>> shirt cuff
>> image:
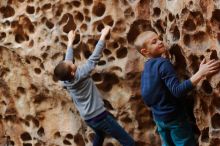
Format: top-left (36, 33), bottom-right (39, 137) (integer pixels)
top-left (185, 79), bottom-right (194, 90)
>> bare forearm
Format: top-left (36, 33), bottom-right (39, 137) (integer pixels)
top-left (190, 72), bottom-right (203, 86)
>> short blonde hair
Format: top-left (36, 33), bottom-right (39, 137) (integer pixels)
top-left (134, 31), bottom-right (156, 54)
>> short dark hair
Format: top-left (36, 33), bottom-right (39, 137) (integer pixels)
top-left (54, 61), bottom-right (72, 81)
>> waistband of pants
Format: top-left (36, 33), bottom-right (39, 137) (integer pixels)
top-left (85, 111), bottom-right (108, 123)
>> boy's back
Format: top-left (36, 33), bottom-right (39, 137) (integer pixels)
top-left (62, 41), bottom-right (106, 121)
top-left (141, 57), bottom-right (193, 122)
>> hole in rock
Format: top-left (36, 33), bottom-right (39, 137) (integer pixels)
top-left (42, 3), bottom-right (51, 11)
top-left (124, 7), bottom-right (134, 18)
top-left (201, 80), bottom-right (213, 94)
top-left (103, 15), bottom-right (114, 26)
top-left (189, 54), bottom-right (200, 74)
top-left (17, 87), bottom-right (26, 94)
top-left (15, 34), bottom-right (27, 43)
top-left (103, 49), bottom-right (111, 56)
top-left (169, 13), bottom-right (174, 22)
top-left (63, 139), bottom-right (71, 145)
top-left (200, 99), bottom-right (208, 115)
top-left (54, 131), bottom-right (61, 138)
top-left (80, 23), bottom-right (87, 32)
top-left (59, 13), bottom-right (68, 25)
top-left (55, 4), bottom-right (63, 17)
top-left (98, 60), bottom-right (106, 66)
top-left (83, 50), bottom-right (91, 59)
top-left (83, 8), bottom-right (89, 15)
top-left (183, 19), bottom-right (196, 31)
top-left (92, 73), bottom-right (102, 82)
top-left (33, 93), bottom-right (48, 104)
top-left (41, 53), bottom-right (48, 60)
top-left (201, 127), bottom-right (209, 142)
top-left (184, 32), bottom-right (210, 50)
top-left (83, 0), bottom-right (93, 6)
top-left (74, 133), bottom-right (85, 146)
top-left (63, 14), bottom-right (76, 33)
top-left (211, 113), bottom-right (220, 129)
top-left (172, 26), bottom-right (180, 41)
top-left (108, 56), bottom-right (115, 62)
top-left (120, 115), bottom-right (132, 123)
top-left (97, 73), bottom-right (119, 92)
top-left (71, 1), bottom-right (81, 7)
top-left (46, 20), bottom-right (54, 29)
top-left (103, 99), bottom-right (114, 110)
top-left (52, 52), bottom-right (61, 60)
top-left (37, 127), bottom-right (45, 137)
top-left (169, 44), bottom-right (186, 69)
top-left (20, 132), bottom-right (32, 141)
top-left (212, 97), bottom-right (220, 110)
top-left (183, 34), bottom-right (190, 47)
top-left (210, 50), bottom-right (219, 60)
top-left (66, 133), bottom-right (73, 139)
top-left (75, 12), bottom-right (84, 22)
top-left (23, 143), bottom-right (32, 146)
top-left (212, 9), bottom-right (220, 23)
top-left (116, 47), bottom-right (128, 59)
top-left (153, 7), bottom-right (161, 17)
top-left (85, 16), bottom-right (91, 22)
top-left (30, 84), bottom-right (38, 92)
top-left (32, 118), bottom-right (40, 127)
top-left (97, 23), bottom-right (104, 32)
top-left (73, 33), bottom-right (80, 45)
top-left (0, 32), bottom-right (6, 41)
top-left (34, 68), bottom-right (41, 74)
top-left (0, 6), bottom-right (15, 18)
top-left (26, 6), bottom-right (35, 14)
top-left (155, 20), bottom-right (165, 33)
top-left (92, 2), bottom-right (105, 17)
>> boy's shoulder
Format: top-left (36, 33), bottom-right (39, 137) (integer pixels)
top-left (147, 57), bottom-right (170, 64)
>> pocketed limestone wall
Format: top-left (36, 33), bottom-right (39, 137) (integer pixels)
top-left (0, 0), bottom-right (219, 146)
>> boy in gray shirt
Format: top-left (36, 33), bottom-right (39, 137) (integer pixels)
top-left (54, 26), bottom-right (135, 146)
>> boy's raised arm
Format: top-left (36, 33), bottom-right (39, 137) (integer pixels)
top-left (87, 26), bottom-right (111, 64)
top-left (159, 59), bottom-right (220, 98)
top-left (77, 26), bottom-right (111, 79)
top-left (64, 30), bottom-right (75, 61)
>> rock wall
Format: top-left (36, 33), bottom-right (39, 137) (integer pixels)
top-left (0, 0), bottom-right (219, 146)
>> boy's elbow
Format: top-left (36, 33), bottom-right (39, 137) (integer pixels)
top-left (171, 88), bottom-right (185, 98)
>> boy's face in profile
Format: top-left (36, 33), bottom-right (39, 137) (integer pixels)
top-left (141, 32), bottom-right (166, 58)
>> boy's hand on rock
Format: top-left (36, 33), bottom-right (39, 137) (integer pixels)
top-left (68, 30), bottom-right (76, 44)
top-left (100, 26), bottom-right (111, 40)
top-left (198, 59), bottom-right (220, 77)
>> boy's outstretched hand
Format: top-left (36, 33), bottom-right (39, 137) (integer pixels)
top-left (100, 26), bottom-right (111, 41)
top-left (190, 59), bottom-right (220, 86)
top-left (198, 59), bottom-right (220, 77)
top-left (67, 30), bottom-right (76, 47)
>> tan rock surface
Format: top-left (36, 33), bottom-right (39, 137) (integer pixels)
top-left (0, 0), bottom-right (219, 146)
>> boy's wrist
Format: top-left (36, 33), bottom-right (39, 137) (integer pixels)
top-left (99, 35), bottom-right (106, 41)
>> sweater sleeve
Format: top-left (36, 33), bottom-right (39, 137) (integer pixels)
top-left (64, 47), bottom-right (74, 61)
top-left (159, 60), bottom-right (193, 98)
top-left (76, 40), bottom-right (105, 79)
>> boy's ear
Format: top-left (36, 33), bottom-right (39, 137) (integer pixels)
top-left (71, 71), bottom-right (75, 76)
top-left (140, 48), bottom-right (149, 55)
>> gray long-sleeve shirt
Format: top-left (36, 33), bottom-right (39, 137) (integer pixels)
top-left (62, 41), bottom-right (106, 120)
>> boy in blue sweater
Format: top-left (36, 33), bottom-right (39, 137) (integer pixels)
top-left (134, 31), bottom-right (220, 146)
top-left (54, 26), bottom-right (135, 146)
